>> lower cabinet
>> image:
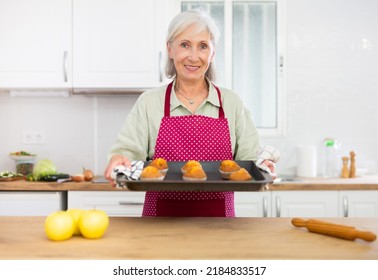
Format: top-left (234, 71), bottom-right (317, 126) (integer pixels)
top-left (339, 191), bottom-right (378, 217)
top-left (68, 191), bottom-right (270, 217)
top-left (2, 190), bottom-right (378, 217)
top-left (234, 192), bottom-right (271, 217)
top-left (0, 191), bottom-right (65, 216)
top-left (271, 191), bottom-right (339, 217)
top-left (45, 190), bottom-right (378, 218)
top-left (270, 190), bottom-right (378, 218)
top-left (68, 191), bottom-right (146, 217)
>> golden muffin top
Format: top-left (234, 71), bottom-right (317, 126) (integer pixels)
top-left (141, 166), bottom-right (163, 178)
top-left (149, 158), bottom-right (168, 170)
top-left (183, 166), bottom-right (207, 179)
top-left (219, 160), bottom-right (241, 172)
top-left (181, 160), bottom-right (202, 173)
top-left (229, 168), bottom-right (252, 181)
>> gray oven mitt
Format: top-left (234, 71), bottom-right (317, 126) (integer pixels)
top-left (256, 146), bottom-right (280, 177)
top-left (110, 160), bottom-right (144, 189)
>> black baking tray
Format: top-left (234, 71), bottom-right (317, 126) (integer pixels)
top-left (119, 161), bottom-right (272, 192)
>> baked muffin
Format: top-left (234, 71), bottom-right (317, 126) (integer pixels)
top-left (219, 160), bottom-right (241, 179)
top-left (181, 160), bottom-right (202, 173)
top-left (140, 166), bottom-right (164, 181)
top-left (229, 168), bottom-right (252, 181)
top-left (182, 166), bottom-right (207, 181)
top-left (149, 158), bottom-right (168, 175)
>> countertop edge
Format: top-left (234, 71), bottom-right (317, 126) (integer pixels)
top-left (1, 175), bottom-right (378, 191)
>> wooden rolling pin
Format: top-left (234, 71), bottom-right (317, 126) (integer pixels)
top-left (292, 218), bottom-right (376, 242)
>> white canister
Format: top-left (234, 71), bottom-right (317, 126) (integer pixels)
top-left (296, 146), bottom-right (317, 177)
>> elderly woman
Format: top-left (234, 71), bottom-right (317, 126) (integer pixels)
top-left (104, 9), bottom-right (276, 217)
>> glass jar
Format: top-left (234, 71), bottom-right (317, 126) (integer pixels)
top-left (9, 154), bottom-right (37, 176)
top-left (15, 159), bottom-right (35, 176)
top-left (322, 138), bottom-right (341, 178)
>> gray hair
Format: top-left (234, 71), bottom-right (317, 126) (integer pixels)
top-left (165, 9), bottom-right (220, 81)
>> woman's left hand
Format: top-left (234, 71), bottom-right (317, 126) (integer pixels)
top-left (260, 159), bottom-right (277, 179)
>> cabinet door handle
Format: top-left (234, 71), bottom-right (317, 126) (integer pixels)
top-left (279, 55), bottom-right (284, 76)
top-left (119, 201), bottom-right (144, 206)
top-left (263, 196), bottom-right (268, 217)
top-left (63, 51), bottom-right (68, 82)
top-left (158, 51), bottom-right (163, 82)
top-left (276, 196), bottom-right (281, 217)
top-left (343, 196), bottom-right (349, 217)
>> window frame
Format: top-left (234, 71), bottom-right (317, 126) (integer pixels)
top-left (172, 0), bottom-right (286, 137)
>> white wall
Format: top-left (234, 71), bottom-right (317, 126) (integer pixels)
top-left (1, 0), bottom-right (377, 176)
top-left (264, 0), bottom-right (378, 175)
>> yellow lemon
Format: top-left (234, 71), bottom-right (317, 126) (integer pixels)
top-left (66, 208), bottom-right (85, 236)
top-left (79, 209), bottom-right (109, 239)
top-left (45, 211), bottom-right (75, 241)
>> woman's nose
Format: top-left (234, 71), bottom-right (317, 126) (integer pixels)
top-left (187, 49), bottom-right (199, 62)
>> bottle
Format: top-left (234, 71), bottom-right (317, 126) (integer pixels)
top-left (322, 138), bottom-right (341, 178)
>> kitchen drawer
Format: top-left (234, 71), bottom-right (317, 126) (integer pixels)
top-left (0, 191), bottom-right (65, 216)
top-left (68, 191), bottom-right (145, 217)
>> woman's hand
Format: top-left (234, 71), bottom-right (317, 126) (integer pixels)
top-left (260, 159), bottom-right (277, 180)
top-left (104, 154), bottom-right (132, 186)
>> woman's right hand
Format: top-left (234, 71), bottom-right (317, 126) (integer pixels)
top-left (104, 154), bottom-right (132, 186)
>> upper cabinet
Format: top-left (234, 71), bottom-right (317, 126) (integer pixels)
top-left (72, 0), bottom-right (170, 91)
top-left (0, 0), bottom-right (173, 91)
top-left (0, 0), bottom-right (72, 89)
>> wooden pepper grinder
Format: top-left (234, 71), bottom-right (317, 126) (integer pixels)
top-left (349, 151), bottom-right (356, 178)
top-left (341, 156), bottom-right (349, 178)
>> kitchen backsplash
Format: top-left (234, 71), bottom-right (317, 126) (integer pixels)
top-left (1, 0), bottom-right (377, 176)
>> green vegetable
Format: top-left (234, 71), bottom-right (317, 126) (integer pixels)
top-left (39, 173), bottom-right (70, 182)
top-left (26, 174), bottom-right (37, 181)
top-left (33, 159), bottom-right (57, 178)
top-left (0, 171), bottom-right (23, 178)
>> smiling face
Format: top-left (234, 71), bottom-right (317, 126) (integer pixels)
top-left (167, 24), bottom-right (215, 83)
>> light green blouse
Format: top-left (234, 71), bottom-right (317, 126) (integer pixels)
top-left (108, 80), bottom-right (261, 161)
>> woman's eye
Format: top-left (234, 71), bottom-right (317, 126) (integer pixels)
top-left (180, 42), bottom-right (189, 48)
top-left (200, 43), bottom-right (208, 49)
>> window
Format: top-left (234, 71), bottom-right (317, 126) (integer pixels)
top-left (181, 0), bottom-right (285, 136)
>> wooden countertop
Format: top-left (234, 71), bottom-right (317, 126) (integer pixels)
top-left (0, 217), bottom-right (377, 260)
top-left (1, 175), bottom-right (378, 191)
top-left (271, 175), bottom-right (378, 191)
top-left (0, 177), bottom-right (116, 191)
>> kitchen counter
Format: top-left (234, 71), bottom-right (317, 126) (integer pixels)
top-left (0, 177), bottom-right (116, 191)
top-left (271, 175), bottom-right (378, 190)
top-left (0, 217), bottom-right (377, 260)
top-left (1, 175), bottom-right (378, 191)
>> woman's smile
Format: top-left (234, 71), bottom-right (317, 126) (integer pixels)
top-left (185, 64), bottom-right (201, 72)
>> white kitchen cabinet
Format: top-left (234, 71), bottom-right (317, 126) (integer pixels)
top-left (271, 191), bottom-right (339, 217)
top-left (72, 0), bottom-right (169, 90)
top-left (0, 0), bottom-right (72, 89)
top-left (234, 192), bottom-right (271, 217)
top-left (0, 191), bottom-right (65, 216)
top-left (68, 191), bottom-right (146, 217)
top-left (70, 191), bottom-right (271, 217)
top-left (339, 191), bottom-right (378, 217)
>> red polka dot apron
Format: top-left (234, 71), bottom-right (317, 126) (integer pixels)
top-left (142, 82), bottom-right (235, 217)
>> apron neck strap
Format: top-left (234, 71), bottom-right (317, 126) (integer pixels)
top-left (164, 81), bottom-right (225, 118)
top-left (213, 84), bottom-right (225, 118)
top-left (164, 82), bottom-right (173, 117)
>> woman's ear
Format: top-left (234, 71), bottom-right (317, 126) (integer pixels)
top-left (167, 42), bottom-right (173, 59)
top-left (210, 47), bottom-right (216, 63)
